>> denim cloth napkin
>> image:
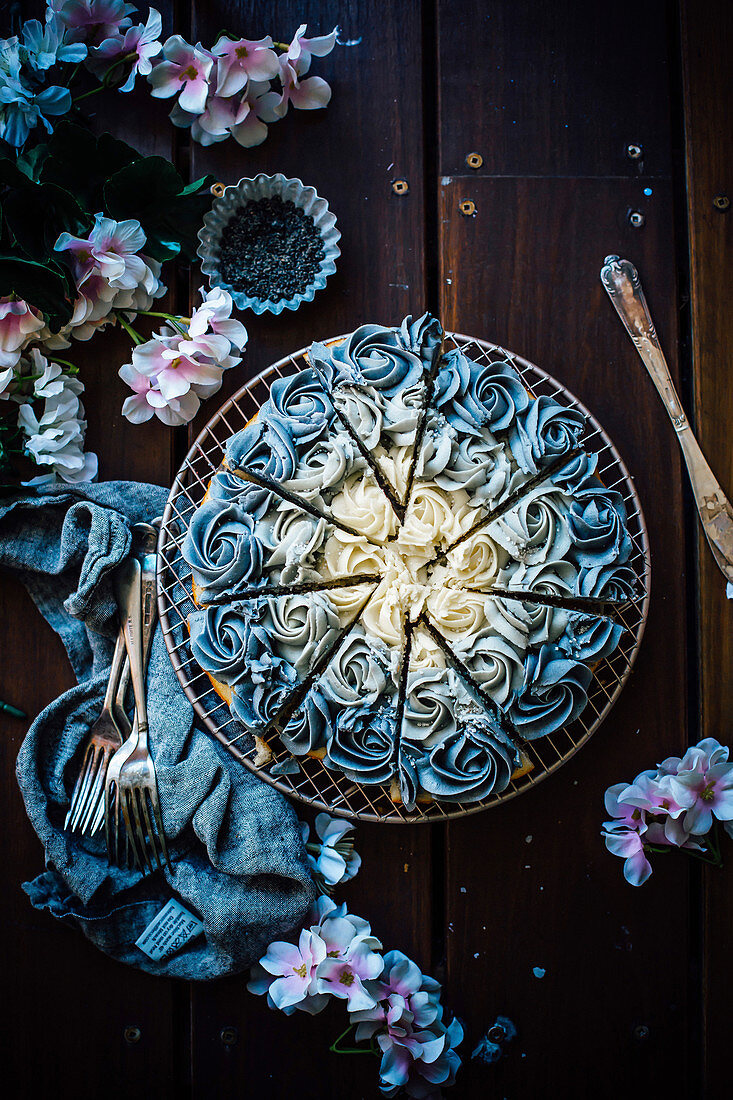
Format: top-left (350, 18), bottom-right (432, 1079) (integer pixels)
top-left (0, 481), bottom-right (315, 979)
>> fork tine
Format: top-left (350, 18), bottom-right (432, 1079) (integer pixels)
top-left (148, 789), bottom-right (172, 874)
top-left (66, 744), bottom-right (96, 831)
top-left (119, 789), bottom-right (144, 871)
top-left (125, 789), bottom-right (153, 875)
top-left (75, 749), bottom-right (107, 834)
top-left (89, 793), bottom-right (105, 837)
top-left (139, 789), bottom-right (163, 873)
top-left (78, 771), bottom-right (104, 835)
top-left (105, 779), bottom-right (117, 864)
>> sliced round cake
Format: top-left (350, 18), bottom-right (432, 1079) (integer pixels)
top-left (182, 313), bottom-right (635, 808)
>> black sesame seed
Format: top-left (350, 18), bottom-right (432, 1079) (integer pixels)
top-left (218, 195), bottom-right (326, 303)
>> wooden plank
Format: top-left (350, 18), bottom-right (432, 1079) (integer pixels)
top-left (188, 0), bottom-right (428, 433)
top-left (2, 3), bottom-right (185, 1092)
top-left (681, 1), bottom-right (733, 1093)
top-left (438, 177), bottom-right (691, 1097)
top-left (186, 3), bottom-right (433, 1095)
top-left (437, 0), bottom-right (673, 178)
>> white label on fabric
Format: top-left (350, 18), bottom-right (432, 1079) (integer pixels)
top-left (135, 899), bottom-right (204, 961)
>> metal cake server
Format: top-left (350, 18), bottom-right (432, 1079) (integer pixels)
top-left (600, 255), bottom-right (733, 585)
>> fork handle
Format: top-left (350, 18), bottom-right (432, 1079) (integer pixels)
top-left (114, 556), bottom-right (148, 737)
top-left (103, 628), bottom-right (128, 713)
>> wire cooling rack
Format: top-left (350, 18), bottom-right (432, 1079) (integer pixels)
top-left (157, 332), bottom-right (651, 824)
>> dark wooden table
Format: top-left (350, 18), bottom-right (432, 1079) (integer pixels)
top-left (2, 1), bottom-right (731, 1096)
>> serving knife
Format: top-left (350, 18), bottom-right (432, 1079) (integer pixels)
top-left (600, 254), bottom-right (733, 585)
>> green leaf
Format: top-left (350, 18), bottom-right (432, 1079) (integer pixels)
top-left (104, 157), bottom-right (214, 262)
top-left (16, 144), bottom-right (49, 182)
top-left (0, 158), bottom-right (28, 190)
top-left (41, 121), bottom-right (140, 211)
top-left (4, 181), bottom-right (91, 262)
top-left (0, 255), bottom-right (74, 330)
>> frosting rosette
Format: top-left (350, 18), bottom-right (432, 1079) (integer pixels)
top-left (320, 628), bottom-right (395, 709)
top-left (435, 349), bottom-right (529, 435)
top-left (568, 487), bottom-right (631, 567)
top-left (489, 482), bottom-right (572, 567)
top-left (416, 716), bottom-right (519, 803)
top-left (326, 705), bottom-right (398, 784)
top-left (310, 319), bottom-right (427, 399)
top-left (264, 593), bottom-right (341, 679)
top-left (402, 668), bottom-right (460, 748)
top-left (455, 633), bottom-right (524, 708)
top-left (557, 612), bottom-right (623, 662)
top-left (576, 562), bottom-right (637, 602)
top-left (226, 415), bottom-right (297, 482)
top-left (280, 688), bottom-right (333, 757)
top-left (509, 644), bottom-right (592, 739)
top-left (189, 604), bottom-right (254, 685)
top-left (184, 311), bottom-right (637, 810)
top-left (263, 368), bottom-right (334, 445)
top-left (207, 466), bottom-right (274, 518)
top-left (182, 499), bottom-right (264, 601)
top-left (508, 395), bottom-right (585, 474)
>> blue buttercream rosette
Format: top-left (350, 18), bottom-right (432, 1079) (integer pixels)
top-left (509, 643), bottom-right (593, 739)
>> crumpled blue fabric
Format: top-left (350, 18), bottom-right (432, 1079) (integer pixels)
top-left (0, 481), bottom-right (315, 980)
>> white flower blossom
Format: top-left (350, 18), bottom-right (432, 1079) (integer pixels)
top-left (16, 352), bottom-right (97, 483)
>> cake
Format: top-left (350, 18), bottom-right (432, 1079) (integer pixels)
top-left (181, 313), bottom-right (635, 809)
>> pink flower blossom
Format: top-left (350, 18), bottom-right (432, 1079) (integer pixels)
top-left (131, 333), bottom-right (222, 401)
top-left (148, 34), bottom-right (213, 114)
top-left (286, 24), bottom-right (340, 71)
top-left (87, 7), bottom-right (162, 91)
top-left (618, 770), bottom-right (695, 847)
top-left (668, 738), bottom-right (733, 835)
top-left (257, 57), bottom-right (330, 121)
top-left (51, 0), bottom-right (135, 46)
top-left (118, 361), bottom-right (156, 423)
top-left (119, 288), bottom-right (245, 426)
top-left (170, 75), bottom-right (270, 147)
top-left (55, 214), bottom-right (149, 291)
top-left (257, 24), bottom-right (337, 122)
top-left (210, 34), bottom-right (279, 96)
top-left (316, 937), bottom-right (384, 1011)
top-left (254, 928), bottom-right (327, 1012)
top-left (0, 297), bottom-right (44, 368)
top-left (601, 782), bottom-right (652, 886)
top-left (189, 286), bottom-right (248, 350)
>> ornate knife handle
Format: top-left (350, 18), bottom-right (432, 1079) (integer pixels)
top-left (600, 255), bottom-right (733, 584)
top-left (600, 255), bottom-right (687, 429)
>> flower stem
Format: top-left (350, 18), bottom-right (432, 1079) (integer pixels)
top-left (73, 84), bottom-right (106, 103)
top-left (65, 61), bottom-right (82, 87)
top-left (136, 310), bottom-right (192, 324)
top-left (73, 52), bottom-right (136, 101)
top-left (49, 357), bottom-right (79, 373)
top-left (117, 314), bottom-right (145, 346)
top-left (329, 1024), bottom-right (375, 1056)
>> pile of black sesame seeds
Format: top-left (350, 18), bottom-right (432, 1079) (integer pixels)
top-left (218, 196), bottom-right (326, 303)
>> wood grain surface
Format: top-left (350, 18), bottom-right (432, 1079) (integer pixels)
top-left (681, 0), bottom-right (733, 1093)
top-left (1, 1), bottom-right (729, 1096)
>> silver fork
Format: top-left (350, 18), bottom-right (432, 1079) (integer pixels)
top-left (106, 524), bottom-right (171, 873)
top-left (85, 655), bottom-right (133, 838)
top-left (64, 629), bottom-right (126, 835)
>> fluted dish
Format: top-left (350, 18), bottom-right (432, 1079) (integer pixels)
top-left (197, 174), bottom-right (341, 315)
